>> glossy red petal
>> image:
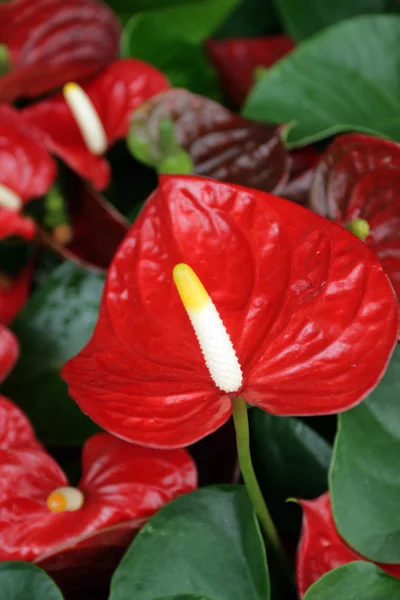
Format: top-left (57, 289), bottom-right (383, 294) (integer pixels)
top-left (206, 36), bottom-right (295, 107)
top-left (0, 396), bottom-right (41, 451)
top-left (310, 134), bottom-right (400, 307)
top-left (39, 174), bottom-right (129, 271)
top-left (62, 175), bottom-right (398, 448)
top-left (297, 493), bottom-right (400, 597)
top-left (0, 105), bottom-right (57, 202)
top-left (132, 88), bottom-right (289, 193)
top-left (0, 324), bottom-right (18, 382)
top-left (0, 265), bottom-right (33, 325)
top-left (23, 59), bottom-right (170, 189)
top-left (0, 211), bottom-right (37, 242)
top-left (0, 432), bottom-right (196, 563)
top-left (0, 0), bottom-right (121, 102)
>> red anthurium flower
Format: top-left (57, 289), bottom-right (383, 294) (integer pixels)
top-left (0, 428), bottom-right (197, 563)
top-left (0, 0), bottom-right (121, 103)
top-left (0, 265), bottom-right (33, 325)
top-left (0, 395), bottom-right (41, 451)
top-left (297, 493), bottom-right (400, 597)
top-left (0, 104), bottom-right (57, 241)
top-left (0, 325), bottom-right (18, 383)
top-left (206, 36), bottom-right (295, 107)
top-left (62, 175), bottom-right (398, 449)
top-left (23, 59), bottom-right (170, 190)
top-left (310, 134), bottom-right (400, 306)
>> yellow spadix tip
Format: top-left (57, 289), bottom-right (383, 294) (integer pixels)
top-left (173, 264), bottom-right (209, 311)
top-left (46, 487), bottom-right (85, 513)
top-left (47, 491), bottom-right (67, 513)
top-left (63, 82), bottom-right (79, 96)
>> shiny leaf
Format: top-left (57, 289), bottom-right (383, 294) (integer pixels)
top-left (3, 262), bottom-right (104, 445)
top-left (310, 134), bottom-right (400, 304)
top-left (0, 563), bottom-right (63, 600)
top-left (109, 486), bottom-right (269, 600)
top-left (330, 346), bottom-right (400, 563)
top-left (303, 562), bottom-right (400, 600)
top-left (129, 89), bottom-right (289, 192)
top-left (215, 0), bottom-right (280, 37)
top-left (244, 16), bottom-right (400, 147)
top-left (297, 493), bottom-right (400, 597)
top-left (62, 175), bottom-right (398, 449)
top-left (23, 59), bottom-right (169, 190)
top-left (0, 0), bottom-right (121, 102)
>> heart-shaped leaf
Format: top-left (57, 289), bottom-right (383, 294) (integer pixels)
top-left (3, 261), bottom-right (104, 446)
top-left (109, 486), bottom-right (270, 600)
top-left (129, 89), bottom-right (289, 192)
top-left (303, 562), bottom-right (400, 600)
top-left (244, 15), bottom-right (400, 147)
top-left (249, 408), bottom-right (331, 533)
top-left (0, 563), bottom-right (63, 600)
top-left (330, 346), bottom-right (400, 563)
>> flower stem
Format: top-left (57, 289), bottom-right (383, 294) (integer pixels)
top-left (231, 396), bottom-right (290, 575)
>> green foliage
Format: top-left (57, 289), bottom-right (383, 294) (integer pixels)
top-left (0, 563), bottom-right (64, 600)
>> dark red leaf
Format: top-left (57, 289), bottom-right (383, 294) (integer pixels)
top-left (0, 0), bottom-right (121, 102)
top-left (297, 493), bottom-right (400, 597)
top-left (206, 36), bottom-right (295, 107)
top-left (0, 395), bottom-right (41, 451)
top-left (62, 175), bottom-right (398, 448)
top-left (0, 430), bottom-right (197, 563)
top-left (281, 146), bottom-right (320, 205)
top-left (0, 264), bottom-right (33, 325)
top-left (131, 88), bottom-right (289, 193)
top-left (39, 174), bottom-right (129, 272)
top-left (0, 324), bottom-right (18, 383)
top-left (23, 59), bottom-right (170, 190)
top-left (310, 134), bottom-right (400, 306)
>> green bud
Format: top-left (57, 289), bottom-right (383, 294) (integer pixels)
top-left (346, 218), bottom-right (370, 241)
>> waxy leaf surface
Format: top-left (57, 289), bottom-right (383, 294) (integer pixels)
top-left (330, 346), bottom-right (400, 563)
top-left (0, 0), bottom-right (121, 102)
top-left (310, 134), bottom-right (400, 304)
top-left (62, 175), bottom-right (398, 448)
top-left (303, 562), bottom-right (400, 600)
top-left (23, 59), bottom-right (169, 190)
top-left (206, 36), bottom-right (295, 107)
top-left (244, 16), bottom-right (400, 147)
top-left (130, 89), bottom-right (289, 193)
top-left (297, 493), bottom-right (400, 596)
top-left (109, 486), bottom-right (269, 600)
top-left (0, 562), bottom-right (64, 600)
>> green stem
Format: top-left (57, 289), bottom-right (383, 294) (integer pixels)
top-left (231, 396), bottom-right (291, 576)
top-left (0, 44), bottom-right (9, 76)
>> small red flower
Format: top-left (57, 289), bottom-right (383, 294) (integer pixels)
top-left (0, 395), bottom-right (41, 451)
top-left (23, 59), bottom-right (170, 190)
top-left (0, 0), bottom-right (121, 102)
top-left (0, 104), bottom-right (57, 241)
top-left (206, 36), bottom-right (295, 107)
top-left (0, 325), bottom-right (18, 383)
top-left (297, 493), bottom-right (400, 597)
top-left (0, 265), bottom-right (33, 325)
top-left (310, 134), bottom-right (400, 306)
top-left (62, 175), bottom-right (398, 448)
top-left (0, 417), bottom-right (197, 564)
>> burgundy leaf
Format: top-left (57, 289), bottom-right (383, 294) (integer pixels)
top-left (281, 146), bottom-right (320, 205)
top-left (131, 88), bottom-right (289, 193)
top-left (0, 0), bottom-right (121, 102)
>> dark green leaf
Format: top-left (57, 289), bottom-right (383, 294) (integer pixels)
top-left (2, 262), bottom-right (103, 446)
top-left (122, 13), bottom-right (222, 99)
top-left (250, 408), bottom-right (331, 532)
top-left (330, 346), bottom-right (400, 563)
top-left (243, 15), bottom-right (400, 148)
top-left (303, 562), bottom-right (400, 600)
top-left (109, 486), bottom-right (270, 600)
top-left (215, 0), bottom-right (280, 37)
top-left (274, 0), bottom-right (399, 41)
top-left (0, 563), bottom-right (64, 600)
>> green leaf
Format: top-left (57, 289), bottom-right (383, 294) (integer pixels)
top-left (2, 262), bottom-right (103, 446)
top-left (250, 409), bottom-right (331, 532)
top-left (330, 346), bottom-right (400, 563)
top-left (303, 562), bottom-right (400, 600)
top-left (122, 13), bottom-right (222, 99)
top-left (243, 15), bottom-right (400, 148)
top-left (0, 563), bottom-right (64, 600)
top-left (215, 0), bottom-right (280, 38)
top-left (274, 0), bottom-right (399, 41)
top-left (109, 486), bottom-right (270, 600)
